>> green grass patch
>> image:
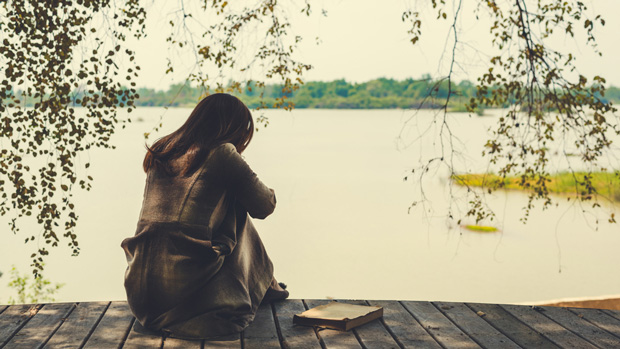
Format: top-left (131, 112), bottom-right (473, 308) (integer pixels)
top-left (463, 225), bottom-right (499, 233)
top-left (453, 172), bottom-right (620, 202)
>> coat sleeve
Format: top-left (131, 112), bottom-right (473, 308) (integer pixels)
top-left (217, 143), bottom-right (276, 219)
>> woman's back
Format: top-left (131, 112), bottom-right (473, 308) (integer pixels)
top-left (122, 142), bottom-right (277, 338)
top-left (139, 143), bottom-right (231, 229)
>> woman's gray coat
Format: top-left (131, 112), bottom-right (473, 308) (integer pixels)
top-left (122, 143), bottom-right (276, 338)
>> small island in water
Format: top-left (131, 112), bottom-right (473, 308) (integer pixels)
top-left (453, 172), bottom-right (620, 203)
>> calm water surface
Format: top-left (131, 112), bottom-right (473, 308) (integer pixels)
top-left (1, 108), bottom-right (618, 304)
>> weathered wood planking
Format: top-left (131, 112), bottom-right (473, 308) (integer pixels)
top-left (43, 301), bottom-right (109, 349)
top-left (242, 302), bottom-right (280, 348)
top-left (539, 306), bottom-right (620, 348)
top-left (566, 307), bottom-right (620, 339)
top-left (0, 304), bottom-right (42, 347)
top-left (603, 309), bottom-right (620, 322)
top-left (82, 301), bottom-right (135, 348)
top-left (401, 301), bottom-right (479, 348)
top-left (368, 300), bottom-right (441, 349)
top-left (3, 300), bottom-right (620, 348)
top-left (272, 299), bottom-right (322, 349)
top-left (501, 304), bottom-right (597, 348)
top-left (466, 302), bottom-right (559, 348)
top-left (434, 301), bottom-right (520, 348)
top-left (3, 303), bottom-right (75, 349)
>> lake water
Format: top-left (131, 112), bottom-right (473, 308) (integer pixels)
top-left (1, 108), bottom-right (619, 305)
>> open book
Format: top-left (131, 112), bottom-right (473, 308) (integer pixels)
top-left (293, 302), bottom-right (383, 331)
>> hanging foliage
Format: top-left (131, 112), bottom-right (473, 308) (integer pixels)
top-left (402, 0), bottom-right (619, 224)
top-left (0, 0), bottom-right (145, 274)
top-left (0, 0), bottom-right (313, 275)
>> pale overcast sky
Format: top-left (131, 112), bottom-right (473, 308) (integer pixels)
top-left (131, 0), bottom-right (620, 89)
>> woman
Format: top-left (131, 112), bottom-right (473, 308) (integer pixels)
top-left (121, 93), bottom-right (288, 339)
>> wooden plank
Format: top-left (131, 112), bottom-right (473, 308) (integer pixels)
top-left (603, 309), bottom-right (620, 322)
top-left (538, 306), bottom-right (620, 348)
top-left (162, 336), bottom-right (202, 348)
top-left (123, 320), bottom-right (164, 349)
top-left (83, 301), bottom-right (135, 348)
top-left (272, 299), bottom-right (322, 349)
top-left (3, 302), bottom-right (76, 349)
top-left (0, 304), bottom-right (42, 346)
top-left (9, 300), bottom-right (620, 349)
top-left (203, 333), bottom-right (241, 348)
top-left (434, 302), bottom-right (519, 348)
top-left (567, 307), bottom-right (620, 339)
top-left (338, 299), bottom-right (400, 349)
top-left (466, 303), bottom-right (559, 349)
top-left (367, 300), bottom-right (441, 349)
top-left (400, 301), bottom-right (479, 348)
top-left (502, 304), bottom-right (597, 348)
top-left (243, 303), bottom-right (280, 348)
top-left (305, 299), bottom-right (362, 349)
top-left (43, 301), bottom-right (109, 349)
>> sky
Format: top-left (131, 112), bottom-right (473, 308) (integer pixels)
top-left (130, 0), bottom-right (620, 89)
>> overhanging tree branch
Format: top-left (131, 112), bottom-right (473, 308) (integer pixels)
top-left (403, 0), bottom-right (619, 226)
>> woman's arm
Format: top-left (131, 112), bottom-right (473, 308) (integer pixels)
top-left (218, 143), bottom-right (276, 219)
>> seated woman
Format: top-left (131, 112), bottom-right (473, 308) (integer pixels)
top-left (121, 93), bottom-right (288, 339)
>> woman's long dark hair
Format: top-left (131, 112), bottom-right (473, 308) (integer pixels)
top-left (143, 93), bottom-right (254, 176)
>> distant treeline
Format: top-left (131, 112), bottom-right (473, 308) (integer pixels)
top-left (135, 77), bottom-right (475, 110)
top-left (134, 77), bottom-right (620, 110)
top-left (135, 77), bottom-right (478, 110)
top-left (6, 77), bottom-right (620, 110)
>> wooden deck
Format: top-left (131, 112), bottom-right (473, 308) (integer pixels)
top-left (2, 299), bottom-right (620, 348)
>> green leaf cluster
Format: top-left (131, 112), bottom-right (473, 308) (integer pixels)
top-left (406, 1), bottom-right (619, 225)
top-left (6, 265), bottom-right (64, 305)
top-left (1, 0), bottom-right (314, 275)
top-left (0, 0), bottom-right (144, 275)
